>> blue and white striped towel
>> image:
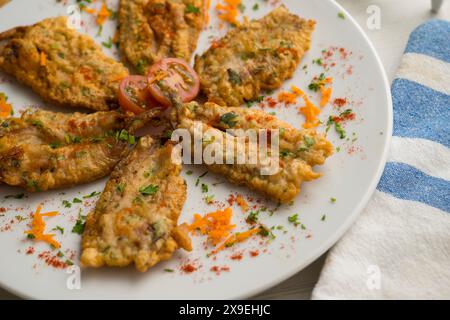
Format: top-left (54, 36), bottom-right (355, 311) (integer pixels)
top-left (312, 20), bottom-right (450, 299)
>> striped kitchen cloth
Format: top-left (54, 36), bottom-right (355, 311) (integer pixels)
top-left (312, 19), bottom-right (450, 299)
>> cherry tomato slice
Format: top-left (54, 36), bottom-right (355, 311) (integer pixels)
top-left (118, 75), bottom-right (161, 114)
top-left (147, 58), bottom-right (200, 106)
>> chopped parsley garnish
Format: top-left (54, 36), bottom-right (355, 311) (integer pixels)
top-left (186, 170), bottom-right (193, 175)
top-left (139, 184), bottom-right (159, 196)
top-left (136, 59), bottom-right (148, 75)
top-left (246, 210), bottom-right (260, 224)
top-left (62, 200), bottom-right (72, 208)
top-left (116, 129), bottom-right (136, 144)
top-left (73, 198), bottom-right (82, 203)
top-left (52, 226), bottom-right (64, 234)
top-left (245, 96), bottom-right (264, 107)
top-left (83, 191), bottom-right (101, 199)
top-left (27, 234), bottom-right (35, 239)
top-left (227, 69), bottom-right (242, 85)
top-left (117, 183), bottom-right (126, 193)
top-left (321, 214), bottom-right (327, 221)
top-left (258, 226), bottom-right (276, 240)
top-left (72, 216), bottom-right (86, 235)
top-left (102, 37), bottom-right (113, 49)
top-left (252, 3), bottom-right (259, 10)
top-left (327, 116), bottom-right (346, 139)
top-left (220, 112), bottom-right (238, 127)
top-left (288, 214), bottom-right (300, 226)
top-left (330, 197), bottom-right (336, 203)
top-left (338, 12), bottom-right (345, 19)
top-left (280, 150), bottom-right (294, 158)
top-left (185, 4), bottom-right (200, 13)
top-left (31, 120), bottom-right (44, 128)
top-left (312, 58), bottom-right (323, 66)
top-left (164, 268), bottom-right (175, 273)
top-left (201, 183), bottom-right (208, 193)
top-left (49, 142), bottom-right (61, 149)
top-left (308, 73), bottom-right (326, 92)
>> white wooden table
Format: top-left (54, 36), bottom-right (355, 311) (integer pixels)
top-left (0, 0), bottom-right (448, 300)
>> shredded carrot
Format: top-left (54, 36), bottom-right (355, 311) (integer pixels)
top-left (215, 0), bottom-right (241, 26)
top-left (236, 194), bottom-right (249, 212)
top-left (211, 228), bottom-right (260, 255)
top-left (149, 70), bottom-right (168, 84)
top-left (96, 2), bottom-right (111, 26)
top-left (189, 207), bottom-right (236, 245)
top-left (204, 0), bottom-right (211, 27)
top-left (189, 207), bottom-right (260, 255)
top-left (83, 7), bottom-right (96, 14)
top-left (24, 205), bottom-right (61, 249)
top-left (40, 52), bottom-right (47, 67)
top-left (320, 86), bottom-right (332, 107)
top-left (0, 93), bottom-right (12, 119)
top-left (109, 73), bottom-right (128, 82)
top-left (277, 91), bottom-right (298, 105)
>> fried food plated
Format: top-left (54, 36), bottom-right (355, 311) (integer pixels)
top-left (0, 17), bottom-right (129, 111)
top-left (0, 110), bottom-right (134, 192)
top-left (81, 137), bottom-right (191, 272)
top-left (195, 5), bottom-right (315, 107)
top-left (119, 0), bottom-right (205, 74)
top-left (177, 102), bottom-right (333, 203)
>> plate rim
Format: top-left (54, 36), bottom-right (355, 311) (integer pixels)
top-left (233, 0), bottom-right (393, 299)
top-left (0, 0), bottom-right (393, 300)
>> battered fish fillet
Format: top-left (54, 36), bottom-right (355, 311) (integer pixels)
top-left (0, 17), bottom-right (129, 111)
top-left (119, 0), bottom-right (205, 74)
top-left (81, 137), bottom-right (191, 272)
top-left (0, 110), bottom-right (132, 192)
top-left (195, 5), bottom-right (315, 107)
top-left (177, 102), bottom-right (333, 203)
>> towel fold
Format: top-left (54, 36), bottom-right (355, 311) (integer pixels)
top-left (312, 19), bottom-right (450, 299)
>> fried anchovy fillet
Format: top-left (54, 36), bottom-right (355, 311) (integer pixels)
top-left (177, 102), bottom-right (333, 203)
top-left (0, 110), bottom-right (133, 192)
top-left (119, 0), bottom-right (205, 74)
top-left (0, 17), bottom-right (129, 111)
top-left (195, 5), bottom-right (315, 107)
top-left (81, 137), bottom-right (191, 272)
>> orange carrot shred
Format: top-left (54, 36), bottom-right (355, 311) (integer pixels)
top-left (40, 52), bottom-right (47, 67)
top-left (24, 205), bottom-right (61, 249)
top-left (0, 93), bottom-right (12, 119)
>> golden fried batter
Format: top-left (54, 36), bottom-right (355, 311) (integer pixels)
top-left (0, 110), bottom-right (133, 192)
top-left (81, 137), bottom-right (190, 272)
top-left (119, 0), bottom-right (205, 74)
top-left (0, 17), bottom-right (129, 111)
top-left (195, 6), bottom-right (315, 107)
top-left (177, 102), bottom-right (333, 203)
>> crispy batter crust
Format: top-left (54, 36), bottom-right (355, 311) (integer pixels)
top-left (81, 137), bottom-right (190, 272)
top-left (195, 6), bottom-right (315, 107)
top-left (0, 17), bottom-right (129, 111)
top-left (177, 102), bottom-right (333, 203)
top-left (119, 0), bottom-right (205, 74)
top-left (0, 110), bottom-right (130, 192)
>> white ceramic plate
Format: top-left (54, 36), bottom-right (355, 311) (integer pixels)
top-left (0, 0), bottom-right (392, 299)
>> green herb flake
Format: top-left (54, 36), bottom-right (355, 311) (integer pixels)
top-left (72, 217), bottom-right (86, 235)
top-left (185, 3), bottom-right (200, 13)
top-left (52, 226), bottom-right (64, 234)
top-left (201, 183), bottom-right (208, 193)
top-left (288, 214), bottom-right (300, 226)
top-left (338, 12), bottom-right (345, 19)
top-left (139, 184), bottom-right (159, 196)
top-left (227, 69), bottom-right (242, 85)
top-left (117, 183), bottom-right (126, 193)
top-left (83, 191), bottom-right (101, 199)
top-left (62, 200), bottom-right (72, 208)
